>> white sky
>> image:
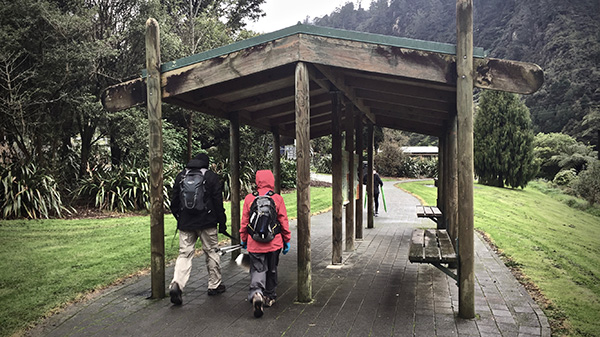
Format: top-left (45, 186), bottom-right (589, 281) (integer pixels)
top-left (245, 0), bottom-right (359, 34)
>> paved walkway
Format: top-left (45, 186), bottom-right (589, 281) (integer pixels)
top-left (27, 181), bottom-right (550, 337)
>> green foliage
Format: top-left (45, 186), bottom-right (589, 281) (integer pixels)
top-left (552, 169), bottom-right (576, 187)
top-left (374, 129), bottom-right (406, 177)
top-left (313, 153), bottom-right (332, 174)
top-left (0, 162), bottom-right (66, 219)
top-left (534, 132), bottom-right (579, 180)
top-left (397, 157), bottom-right (438, 178)
top-left (73, 163), bottom-right (177, 212)
top-left (474, 91), bottom-right (538, 188)
top-left (399, 179), bottom-right (600, 337)
top-left (572, 161), bottom-right (600, 205)
top-left (280, 159), bottom-right (297, 189)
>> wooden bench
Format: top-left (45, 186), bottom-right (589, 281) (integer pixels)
top-left (409, 228), bottom-right (458, 282)
top-left (416, 205), bottom-right (443, 227)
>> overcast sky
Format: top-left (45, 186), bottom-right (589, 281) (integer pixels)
top-left (245, 0), bottom-right (359, 33)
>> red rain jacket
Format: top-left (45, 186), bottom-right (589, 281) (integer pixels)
top-left (240, 170), bottom-right (291, 253)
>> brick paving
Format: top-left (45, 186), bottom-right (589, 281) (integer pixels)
top-left (27, 180), bottom-right (550, 336)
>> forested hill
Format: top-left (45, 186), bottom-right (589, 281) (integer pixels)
top-left (312, 0), bottom-right (600, 148)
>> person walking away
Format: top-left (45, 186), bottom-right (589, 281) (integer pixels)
top-left (363, 169), bottom-right (384, 216)
top-left (169, 153), bottom-right (228, 305)
top-left (240, 170), bottom-right (291, 318)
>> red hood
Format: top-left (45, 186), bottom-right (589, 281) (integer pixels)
top-left (255, 170), bottom-right (274, 193)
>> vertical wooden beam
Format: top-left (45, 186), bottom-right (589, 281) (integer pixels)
top-left (345, 103), bottom-right (355, 251)
top-left (366, 121), bottom-right (374, 229)
top-left (448, 112), bottom-right (459, 245)
top-left (186, 112), bottom-right (193, 162)
top-left (457, 0), bottom-right (475, 319)
top-left (438, 135), bottom-right (445, 229)
top-left (355, 111), bottom-right (364, 239)
top-left (145, 18), bottom-right (165, 299)
top-left (272, 128), bottom-right (281, 195)
top-left (296, 62), bottom-right (312, 302)
top-left (230, 112), bottom-right (241, 255)
top-left (332, 91), bottom-right (343, 265)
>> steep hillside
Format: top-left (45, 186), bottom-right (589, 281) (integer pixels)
top-left (313, 0), bottom-right (600, 147)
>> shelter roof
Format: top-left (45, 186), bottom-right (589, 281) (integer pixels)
top-left (102, 24), bottom-right (543, 138)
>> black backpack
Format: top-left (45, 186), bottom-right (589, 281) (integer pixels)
top-left (179, 168), bottom-right (208, 212)
top-left (247, 191), bottom-right (280, 242)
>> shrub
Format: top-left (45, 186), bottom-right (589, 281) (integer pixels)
top-left (375, 140), bottom-right (404, 177)
top-left (73, 162), bottom-right (177, 212)
top-left (280, 159), bottom-right (297, 189)
top-left (552, 169), bottom-right (576, 186)
top-left (1, 162), bottom-right (66, 219)
top-left (313, 153), bottom-right (332, 174)
top-left (572, 161), bottom-right (600, 205)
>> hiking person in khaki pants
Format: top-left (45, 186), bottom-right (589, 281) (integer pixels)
top-left (169, 153), bottom-right (227, 305)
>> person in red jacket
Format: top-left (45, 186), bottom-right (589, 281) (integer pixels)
top-left (240, 170), bottom-right (291, 318)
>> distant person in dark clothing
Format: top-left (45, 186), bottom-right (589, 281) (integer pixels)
top-left (169, 153), bottom-right (228, 305)
top-left (363, 169), bottom-right (384, 216)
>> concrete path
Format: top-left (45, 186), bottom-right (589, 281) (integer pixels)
top-left (27, 180), bottom-right (550, 336)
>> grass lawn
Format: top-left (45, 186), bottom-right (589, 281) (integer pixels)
top-left (398, 180), bottom-right (600, 337)
top-left (0, 187), bottom-right (331, 337)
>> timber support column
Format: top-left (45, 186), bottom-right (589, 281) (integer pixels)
top-left (230, 112), bottom-right (241, 256)
top-left (366, 121), bottom-right (374, 229)
top-left (146, 18), bottom-right (165, 299)
top-left (457, 0), bottom-right (475, 319)
top-left (447, 113), bottom-right (459, 244)
top-left (331, 91), bottom-right (343, 265)
top-left (273, 128), bottom-right (281, 195)
top-left (295, 62), bottom-right (312, 302)
top-left (355, 111), bottom-right (364, 239)
top-left (345, 103), bottom-right (355, 251)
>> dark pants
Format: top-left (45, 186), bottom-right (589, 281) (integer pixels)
top-left (374, 192), bottom-right (380, 213)
top-left (248, 250), bottom-right (281, 301)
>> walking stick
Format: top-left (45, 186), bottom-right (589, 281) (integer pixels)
top-left (380, 185), bottom-right (387, 212)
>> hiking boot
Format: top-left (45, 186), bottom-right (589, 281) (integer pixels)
top-left (169, 283), bottom-right (182, 305)
top-left (264, 297), bottom-right (276, 307)
top-left (207, 284), bottom-right (226, 296)
top-left (252, 293), bottom-right (264, 318)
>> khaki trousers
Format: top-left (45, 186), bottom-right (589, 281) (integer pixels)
top-left (170, 227), bottom-right (221, 290)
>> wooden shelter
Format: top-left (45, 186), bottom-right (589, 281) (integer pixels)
top-left (102, 2), bottom-right (543, 318)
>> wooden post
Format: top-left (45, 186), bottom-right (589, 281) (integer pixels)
top-left (345, 103), bottom-right (355, 251)
top-left (457, 0), bottom-right (475, 319)
top-left (355, 110), bottom-right (364, 239)
top-left (272, 128), bottom-right (281, 195)
top-left (366, 121), bottom-right (374, 229)
top-left (447, 114), bottom-right (459, 244)
top-left (332, 91), bottom-right (343, 265)
top-left (230, 112), bottom-right (241, 255)
top-left (145, 18), bottom-right (165, 299)
top-left (438, 135), bottom-right (445, 229)
top-left (295, 62), bottom-right (312, 302)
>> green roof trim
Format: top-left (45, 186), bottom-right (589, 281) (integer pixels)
top-left (150, 23), bottom-right (487, 75)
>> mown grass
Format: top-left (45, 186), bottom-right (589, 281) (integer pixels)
top-left (0, 186), bottom-right (331, 337)
top-left (398, 180), bottom-right (600, 337)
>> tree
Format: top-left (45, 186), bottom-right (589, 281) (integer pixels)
top-left (474, 90), bottom-right (538, 188)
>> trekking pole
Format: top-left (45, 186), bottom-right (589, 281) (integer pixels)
top-left (218, 244), bottom-right (242, 256)
top-left (380, 186), bottom-right (387, 212)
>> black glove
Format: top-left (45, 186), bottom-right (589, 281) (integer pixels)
top-left (218, 222), bottom-right (227, 234)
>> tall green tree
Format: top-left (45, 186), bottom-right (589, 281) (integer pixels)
top-left (474, 90), bottom-right (538, 188)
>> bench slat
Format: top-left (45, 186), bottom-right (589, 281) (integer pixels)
top-left (423, 229), bottom-right (441, 262)
top-left (437, 229), bottom-right (457, 262)
top-left (409, 230), bottom-right (425, 262)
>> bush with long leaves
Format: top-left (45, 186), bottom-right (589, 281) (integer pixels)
top-left (74, 163), bottom-right (178, 212)
top-left (1, 162), bottom-right (65, 219)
